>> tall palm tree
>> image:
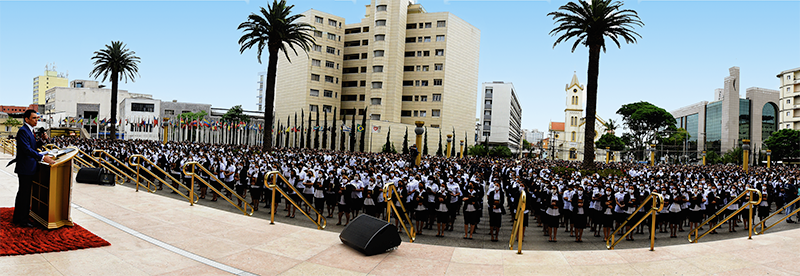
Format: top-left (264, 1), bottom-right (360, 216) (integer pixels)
top-left (90, 41), bottom-right (140, 140)
top-left (238, 0), bottom-right (315, 151)
top-left (548, 0), bottom-right (643, 169)
top-left (605, 118), bottom-right (618, 134)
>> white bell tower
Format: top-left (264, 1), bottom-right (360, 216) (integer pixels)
top-left (564, 72), bottom-right (585, 146)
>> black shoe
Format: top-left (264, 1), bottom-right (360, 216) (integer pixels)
top-left (15, 222), bottom-right (35, 228)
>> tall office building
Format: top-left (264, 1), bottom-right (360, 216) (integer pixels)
top-left (479, 81), bottom-right (522, 152)
top-left (274, 0), bottom-right (480, 152)
top-left (256, 71), bottom-right (266, 112)
top-left (778, 67), bottom-right (800, 130)
top-left (33, 68), bottom-right (69, 105)
top-left (671, 67), bottom-right (779, 157)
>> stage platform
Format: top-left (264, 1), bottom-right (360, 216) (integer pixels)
top-left (1, 152), bottom-right (798, 275)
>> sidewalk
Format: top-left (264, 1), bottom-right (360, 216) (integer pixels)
top-left (0, 152), bottom-right (797, 275)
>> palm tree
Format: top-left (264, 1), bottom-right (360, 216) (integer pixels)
top-left (548, 0), bottom-right (643, 169)
top-left (605, 118), bottom-right (618, 134)
top-left (238, 0), bottom-right (315, 151)
top-left (90, 41), bottom-right (141, 140)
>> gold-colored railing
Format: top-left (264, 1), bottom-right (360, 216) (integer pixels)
top-left (607, 192), bottom-right (665, 250)
top-left (181, 161), bottom-right (253, 216)
top-left (384, 182), bottom-right (415, 242)
top-left (508, 190), bottom-right (526, 254)
top-left (1, 138), bottom-right (15, 155)
top-left (264, 171), bottom-right (326, 230)
top-left (755, 194), bottom-right (800, 235)
top-left (128, 154), bottom-right (198, 204)
top-left (93, 150), bottom-right (156, 191)
top-left (688, 188), bottom-right (762, 243)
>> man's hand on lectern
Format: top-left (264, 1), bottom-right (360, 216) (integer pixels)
top-left (43, 155), bottom-right (55, 165)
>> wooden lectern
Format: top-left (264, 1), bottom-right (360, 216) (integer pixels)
top-left (30, 147), bottom-right (78, 229)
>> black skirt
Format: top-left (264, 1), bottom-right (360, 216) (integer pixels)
top-left (489, 212), bottom-right (502, 228)
top-left (572, 213), bottom-right (588, 229)
top-left (464, 211), bottom-right (479, 225)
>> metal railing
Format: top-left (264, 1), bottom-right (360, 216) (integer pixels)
top-left (508, 190), bottom-right (526, 254)
top-left (1, 138), bottom-right (16, 155)
top-left (606, 192), bottom-right (665, 250)
top-left (181, 161), bottom-right (253, 216)
top-left (264, 171), bottom-right (326, 230)
top-left (755, 195), bottom-right (800, 235)
top-left (383, 182), bottom-right (415, 242)
top-left (93, 150), bottom-right (156, 192)
top-left (128, 154), bottom-right (198, 204)
top-left (688, 188), bottom-right (762, 243)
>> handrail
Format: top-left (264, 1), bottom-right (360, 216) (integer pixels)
top-left (508, 190), bottom-right (526, 254)
top-left (383, 182), bottom-right (416, 242)
top-left (607, 192), bottom-right (665, 250)
top-left (93, 150), bottom-right (157, 192)
top-left (1, 139), bottom-right (16, 155)
top-left (128, 154), bottom-right (199, 204)
top-left (688, 188), bottom-right (762, 243)
top-left (755, 194), bottom-right (800, 235)
top-left (264, 171), bottom-right (326, 230)
top-left (182, 161), bottom-right (253, 216)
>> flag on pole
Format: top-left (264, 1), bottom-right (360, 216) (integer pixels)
top-left (356, 124), bottom-right (364, 132)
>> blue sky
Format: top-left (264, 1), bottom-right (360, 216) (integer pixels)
top-left (1, 0), bottom-right (798, 133)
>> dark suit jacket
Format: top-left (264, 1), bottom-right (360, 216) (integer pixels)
top-left (15, 125), bottom-right (44, 176)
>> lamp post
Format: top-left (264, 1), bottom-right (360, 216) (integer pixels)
top-left (605, 147), bottom-right (610, 164)
top-left (766, 150), bottom-right (771, 168)
top-left (701, 151), bottom-right (706, 166)
top-left (459, 140), bottom-right (464, 158)
top-left (446, 134), bottom-right (453, 158)
top-left (649, 144), bottom-right (656, 166)
top-left (162, 117), bottom-right (170, 144)
top-left (414, 121), bottom-right (424, 166)
top-left (742, 139), bottom-right (751, 173)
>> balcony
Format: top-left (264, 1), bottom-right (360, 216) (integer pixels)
top-left (485, 93), bottom-right (492, 99)
top-left (484, 104), bottom-right (492, 109)
top-left (483, 125), bottom-right (491, 131)
top-left (483, 115), bottom-right (491, 120)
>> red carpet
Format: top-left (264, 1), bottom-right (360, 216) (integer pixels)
top-left (0, 207), bottom-right (110, 256)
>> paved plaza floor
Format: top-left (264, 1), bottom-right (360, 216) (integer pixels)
top-left (2, 151), bottom-right (799, 275)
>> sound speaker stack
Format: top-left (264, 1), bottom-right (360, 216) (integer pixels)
top-left (76, 168), bottom-right (115, 186)
top-left (339, 214), bottom-right (402, 256)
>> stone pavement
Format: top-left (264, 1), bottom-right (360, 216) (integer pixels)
top-left (1, 151), bottom-right (799, 275)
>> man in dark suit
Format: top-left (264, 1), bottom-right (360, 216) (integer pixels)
top-left (12, 110), bottom-right (55, 227)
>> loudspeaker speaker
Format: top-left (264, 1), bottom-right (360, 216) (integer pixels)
top-left (76, 168), bottom-right (114, 186)
top-left (339, 214), bottom-right (401, 256)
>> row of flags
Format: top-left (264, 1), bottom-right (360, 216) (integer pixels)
top-left (60, 116), bottom-right (385, 134)
top-left (279, 124), bottom-right (377, 134)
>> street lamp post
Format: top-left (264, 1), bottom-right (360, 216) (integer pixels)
top-left (415, 121), bottom-right (424, 166)
top-left (701, 151), bottom-right (706, 166)
top-left (742, 139), bottom-right (751, 173)
top-left (605, 147), bottom-right (610, 164)
top-left (446, 134), bottom-right (453, 158)
top-left (649, 144), bottom-right (656, 166)
top-left (162, 118), bottom-right (170, 144)
top-left (459, 140), bottom-right (464, 158)
top-left (766, 149), bottom-right (772, 168)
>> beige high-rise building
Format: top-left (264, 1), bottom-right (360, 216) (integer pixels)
top-left (275, 0), bottom-right (480, 152)
top-left (778, 67), bottom-right (800, 130)
top-left (33, 68), bottom-right (69, 105)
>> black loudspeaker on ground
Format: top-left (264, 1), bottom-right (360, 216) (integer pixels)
top-left (339, 214), bottom-right (402, 256)
top-left (76, 168), bottom-right (115, 186)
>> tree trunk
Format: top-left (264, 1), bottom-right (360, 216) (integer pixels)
top-left (109, 70), bottom-right (119, 140)
top-left (262, 45), bottom-right (280, 151)
top-left (583, 44), bottom-right (601, 170)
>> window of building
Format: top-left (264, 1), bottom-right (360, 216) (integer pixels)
top-left (164, 109), bottom-right (175, 115)
top-left (343, 67), bottom-right (359, 74)
top-left (569, 149), bottom-right (577, 160)
top-left (416, 65), bottom-right (421, 71)
top-left (421, 95), bottom-right (428, 101)
top-left (403, 81), bottom-right (414, 86)
top-left (424, 36), bottom-right (431, 42)
top-left (342, 95), bottom-right (357, 101)
top-left (375, 20), bottom-right (386, 26)
top-left (420, 111), bottom-right (427, 117)
top-left (310, 105), bottom-right (319, 112)
top-left (325, 75), bottom-right (334, 83)
top-left (328, 19), bottom-right (337, 26)
top-left (341, 109), bottom-right (356, 116)
top-left (360, 66), bottom-right (367, 73)
top-left (417, 37), bottom-right (423, 43)
top-left (420, 80), bottom-right (429, 86)
top-left (358, 108), bottom-right (366, 115)
top-left (414, 110), bottom-right (419, 117)
top-left (788, 99), bottom-right (792, 104)
top-left (432, 109), bottom-right (441, 117)
top-left (432, 94), bottom-right (441, 101)
top-left (360, 80), bottom-right (366, 87)
top-left (323, 105), bottom-right (332, 113)
top-left (344, 40), bottom-right (361, 47)
top-left (403, 66), bottom-right (414, 72)
top-left (326, 46), bottom-right (335, 54)
top-left (414, 95), bottom-right (419, 101)
top-left (325, 61), bottom-right (335, 68)
top-left (327, 33), bottom-right (337, 40)
top-left (370, 114), bottom-right (381, 120)
top-left (375, 34), bottom-right (385, 41)
top-left (433, 79), bottom-right (442, 86)
top-left (571, 131), bottom-right (576, 142)
top-left (324, 90), bottom-right (333, 98)
top-left (435, 49), bottom-right (444, 56)
top-left (314, 30), bottom-right (323, 37)
top-left (371, 98), bottom-right (382, 105)
top-left (310, 89), bottom-right (320, 97)
top-left (406, 23), bottom-right (416, 29)
top-left (405, 51), bottom-right (415, 57)
top-left (422, 65), bottom-right (429, 71)
top-left (362, 40), bottom-right (368, 46)
top-left (372, 82), bottom-right (383, 89)
top-left (415, 80), bottom-right (420, 86)
top-left (376, 5), bottom-right (387, 11)
top-left (437, 20), bottom-right (446, 27)
top-left (374, 50), bottom-right (384, 57)
top-left (362, 26), bottom-right (369, 32)
top-left (312, 59), bottom-right (321, 66)
top-left (342, 81), bottom-right (358, 87)
top-left (311, 74), bottom-right (320, 81)
top-left (402, 96), bottom-right (413, 101)
top-left (313, 44), bottom-right (322, 52)
top-left (436, 35), bottom-right (445, 42)
top-left (434, 63), bottom-right (443, 71)
top-left (315, 16), bottom-right (323, 23)
top-left (405, 37), bottom-right (416, 43)
top-left (131, 103), bottom-right (154, 112)
top-left (343, 54), bottom-right (360, 60)
top-left (425, 22), bottom-right (432, 28)
top-left (361, 53), bottom-right (368, 59)
top-left (373, 66), bottom-right (383, 73)
top-left (345, 27), bottom-right (361, 34)
top-left (359, 95), bottom-right (365, 101)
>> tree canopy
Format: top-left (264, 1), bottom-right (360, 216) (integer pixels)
top-left (221, 105), bottom-right (249, 122)
top-left (595, 133), bottom-right (625, 151)
top-left (617, 101), bottom-right (676, 158)
top-left (763, 129), bottom-right (800, 161)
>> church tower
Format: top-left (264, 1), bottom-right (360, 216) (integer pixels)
top-left (564, 72), bottom-right (585, 152)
